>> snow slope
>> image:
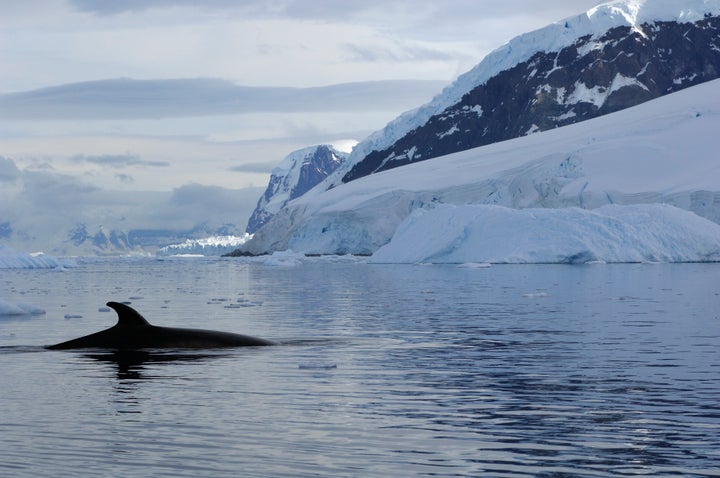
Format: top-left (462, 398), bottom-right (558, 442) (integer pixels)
top-left (370, 204), bottom-right (720, 264)
top-left (241, 79), bottom-right (720, 257)
top-left (332, 0), bottom-right (720, 184)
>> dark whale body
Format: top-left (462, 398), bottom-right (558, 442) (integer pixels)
top-left (46, 302), bottom-right (276, 350)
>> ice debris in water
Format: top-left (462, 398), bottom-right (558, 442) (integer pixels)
top-left (0, 299), bottom-right (46, 317)
top-left (298, 363), bottom-right (338, 370)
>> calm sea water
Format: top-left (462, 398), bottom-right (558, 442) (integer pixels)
top-left (1, 258), bottom-right (719, 477)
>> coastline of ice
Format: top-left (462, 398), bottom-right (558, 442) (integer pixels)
top-left (156, 234), bottom-right (252, 257)
top-left (369, 204), bottom-right (720, 264)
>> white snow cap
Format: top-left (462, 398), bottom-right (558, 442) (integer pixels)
top-left (341, 0), bottom-right (720, 172)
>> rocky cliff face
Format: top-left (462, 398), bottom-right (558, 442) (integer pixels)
top-left (342, 14), bottom-right (720, 182)
top-left (246, 144), bottom-right (349, 234)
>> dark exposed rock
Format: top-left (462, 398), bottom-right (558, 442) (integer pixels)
top-left (343, 16), bottom-right (720, 183)
top-left (246, 145), bottom-right (348, 234)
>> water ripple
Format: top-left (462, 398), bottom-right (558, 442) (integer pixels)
top-left (1, 261), bottom-right (719, 477)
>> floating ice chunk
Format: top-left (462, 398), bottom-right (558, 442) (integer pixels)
top-left (458, 262), bottom-right (492, 269)
top-left (298, 363), bottom-right (338, 370)
top-left (258, 250), bottom-right (304, 267)
top-left (0, 244), bottom-right (75, 269)
top-left (0, 299), bottom-right (46, 317)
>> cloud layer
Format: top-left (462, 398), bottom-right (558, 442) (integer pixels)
top-left (0, 78), bottom-right (447, 120)
top-left (0, 156), bottom-right (264, 252)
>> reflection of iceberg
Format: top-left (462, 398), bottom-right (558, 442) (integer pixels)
top-left (0, 244), bottom-right (74, 269)
top-left (370, 204), bottom-right (720, 264)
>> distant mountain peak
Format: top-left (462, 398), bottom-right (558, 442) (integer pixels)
top-left (246, 144), bottom-right (352, 234)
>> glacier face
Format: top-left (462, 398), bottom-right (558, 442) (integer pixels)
top-left (369, 204), bottom-right (720, 264)
top-left (240, 79), bottom-right (720, 257)
top-left (156, 234), bottom-right (251, 256)
top-left (246, 144), bottom-right (350, 234)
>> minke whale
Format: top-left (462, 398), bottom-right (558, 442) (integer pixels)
top-left (46, 301), bottom-right (276, 350)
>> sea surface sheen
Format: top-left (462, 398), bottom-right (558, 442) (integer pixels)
top-left (1, 258), bottom-right (719, 477)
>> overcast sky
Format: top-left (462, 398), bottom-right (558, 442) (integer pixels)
top-left (0, 0), bottom-right (604, 247)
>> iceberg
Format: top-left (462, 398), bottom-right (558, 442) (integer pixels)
top-left (370, 204), bottom-right (720, 264)
top-left (0, 244), bottom-right (74, 269)
top-left (0, 299), bottom-right (46, 317)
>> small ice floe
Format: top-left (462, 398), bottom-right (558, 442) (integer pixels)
top-left (64, 314), bottom-right (83, 319)
top-left (523, 292), bottom-right (548, 298)
top-left (98, 307), bottom-right (111, 312)
top-left (208, 298), bottom-right (230, 303)
top-left (128, 296), bottom-right (144, 300)
top-left (0, 299), bottom-right (46, 317)
top-left (298, 363), bottom-right (338, 370)
top-left (259, 250), bottom-right (304, 267)
top-left (458, 262), bottom-right (492, 269)
top-left (225, 299), bottom-right (263, 309)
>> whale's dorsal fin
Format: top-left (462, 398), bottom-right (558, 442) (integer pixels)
top-left (107, 301), bottom-right (151, 327)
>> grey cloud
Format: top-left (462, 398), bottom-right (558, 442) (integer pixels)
top-left (67, 0), bottom-right (604, 33)
top-left (0, 78), bottom-right (447, 120)
top-left (141, 182), bottom-right (264, 229)
top-left (68, 0), bottom-right (392, 17)
top-left (343, 43), bottom-right (455, 63)
top-left (20, 170), bottom-right (100, 209)
top-left (170, 183), bottom-right (237, 208)
top-left (68, 1), bottom-right (601, 21)
top-left (0, 156), bottom-right (21, 182)
top-left (71, 153), bottom-right (170, 168)
top-left (1, 167), bottom-right (264, 251)
top-left (115, 173), bottom-right (135, 184)
top-left (68, 0), bottom-right (253, 15)
top-left (228, 162), bottom-right (274, 174)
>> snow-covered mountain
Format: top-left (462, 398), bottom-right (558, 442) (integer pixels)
top-left (334, 0), bottom-right (720, 183)
top-left (235, 78), bottom-right (720, 259)
top-left (246, 144), bottom-right (352, 234)
top-left (229, 0), bottom-right (720, 262)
